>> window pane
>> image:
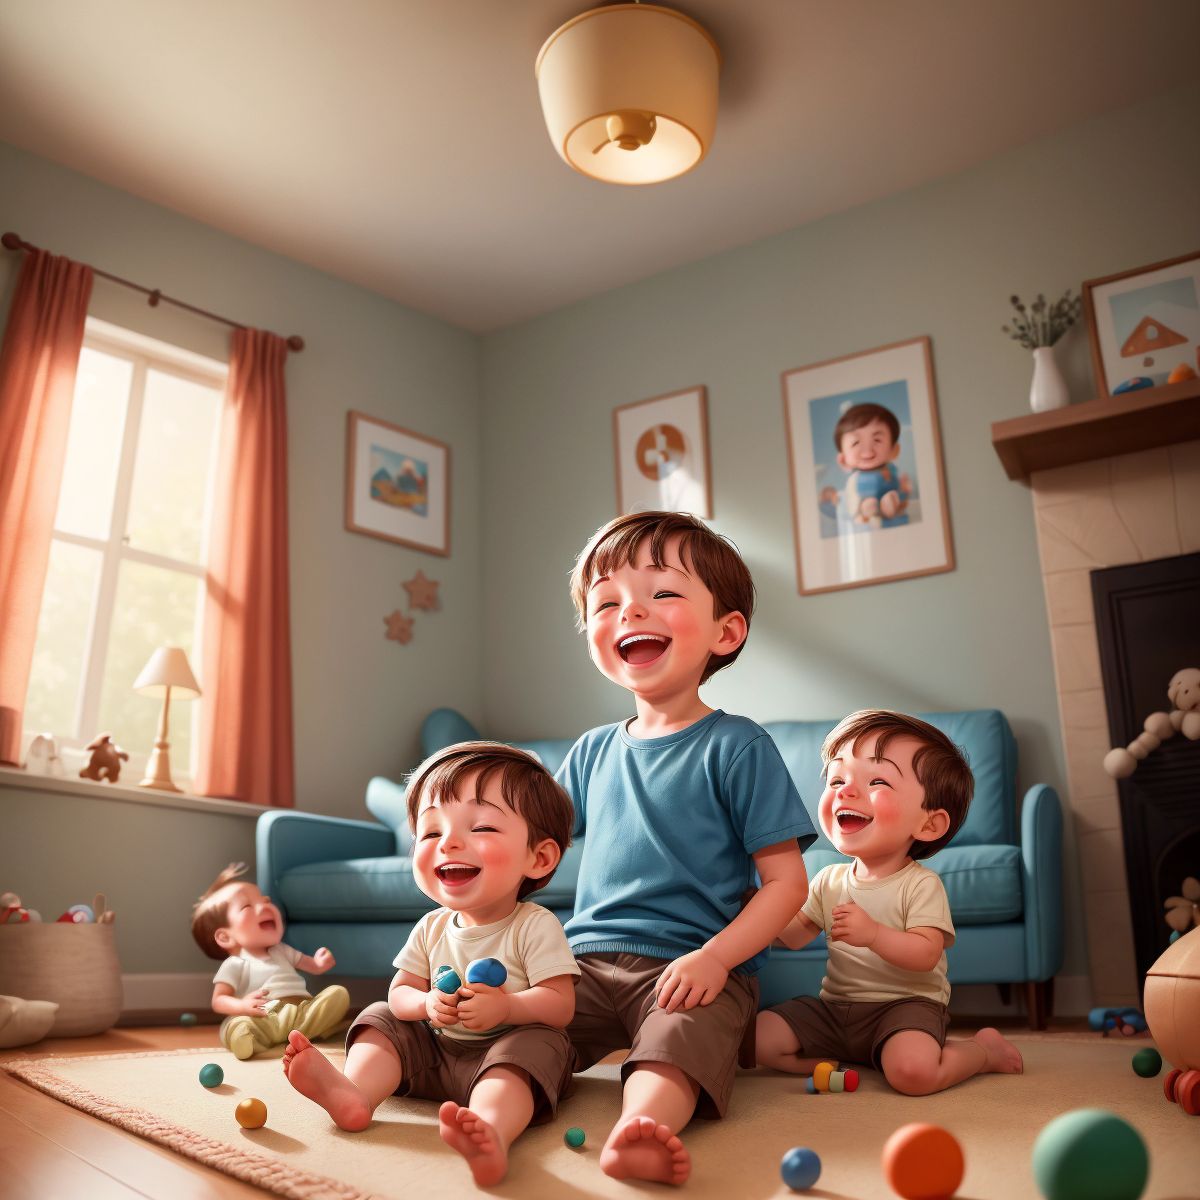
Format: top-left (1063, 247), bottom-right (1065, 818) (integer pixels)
top-left (24, 540), bottom-right (102, 738)
top-left (125, 368), bottom-right (221, 562)
top-left (54, 348), bottom-right (131, 539)
top-left (97, 559), bottom-right (202, 778)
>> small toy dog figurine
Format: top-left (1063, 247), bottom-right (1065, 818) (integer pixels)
top-left (80, 733), bottom-right (129, 783)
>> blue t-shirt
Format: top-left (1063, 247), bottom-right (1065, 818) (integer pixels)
top-left (556, 709), bottom-right (816, 974)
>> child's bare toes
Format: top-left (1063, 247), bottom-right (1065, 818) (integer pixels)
top-left (976, 1026), bottom-right (1023, 1074)
top-left (600, 1116), bottom-right (691, 1185)
top-left (438, 1101), bottom-right (509, 1186)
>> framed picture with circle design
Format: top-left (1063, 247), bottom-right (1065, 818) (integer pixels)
top-left (612, 385), bottom-right (712, 517)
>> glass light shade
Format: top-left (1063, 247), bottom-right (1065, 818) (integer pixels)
top-left (536, 4), bottom-right (721, 186)
top-left (133, 645), bottom-right (201, 699)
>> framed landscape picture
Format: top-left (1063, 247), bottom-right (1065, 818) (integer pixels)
top-left (781, 337), bottom-right (954, 595)
top-left (345, 410), bottom-right (450, 556)
top-left (613, 385), bottom-right (712, 517)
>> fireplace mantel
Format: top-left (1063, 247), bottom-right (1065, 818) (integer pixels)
top-left (991, 378), bottom-right (1200, 482)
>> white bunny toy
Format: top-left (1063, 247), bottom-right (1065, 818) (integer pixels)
top-left (1103, 668), bottom-right (1200, 779)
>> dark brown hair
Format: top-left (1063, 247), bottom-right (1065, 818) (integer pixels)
top-left (568, 510), bottom-right (755, 684)
top-left (821, 710), bottom-right (973, 859)
top-left (833, 402), bottom-right (900, 450)
top-left (191, 862), bottom-right (250, 961)
top-left (405, 741), bottom-right (574, 900)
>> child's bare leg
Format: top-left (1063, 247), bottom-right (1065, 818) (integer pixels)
top-left (438, 1065), bottom-right (533, 1187)
top-left (600, 1062), bottom-right (695, 1186)
top-left (881, 1027), bottom-right (1023, 1096)
top-left (754, 1012), bottom-right (829, 1075)
top-left (283, 1029), bottom-right (401, 1130)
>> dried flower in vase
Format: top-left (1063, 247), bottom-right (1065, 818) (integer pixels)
top-left (1002, 289), bottom-right (1082, 349)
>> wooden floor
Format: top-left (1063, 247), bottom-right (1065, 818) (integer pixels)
top-left (1, 1015), bottom-right (1084, 1200)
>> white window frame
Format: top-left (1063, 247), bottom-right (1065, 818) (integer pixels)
top-left (29, 317), bottom-right (227, 781)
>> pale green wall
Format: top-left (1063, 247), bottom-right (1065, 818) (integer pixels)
top-left (478, 81), bottom-right (1200, 983)
top-left (0, 141), bottom-right (483, 972)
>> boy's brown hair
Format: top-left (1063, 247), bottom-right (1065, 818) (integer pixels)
top-left (191, 862), bottom-right (251, 961)
top-left (568, 510), bottom-right (755, 684)
top-left (833, 402), bottom-right (901, 451)
top-left (821, 710), bottom-right (973, 859)
top-left (405, 741), bottom-right (574, 900)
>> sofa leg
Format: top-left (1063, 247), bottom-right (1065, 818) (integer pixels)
top-left (997, 982), bottom-right (1012, 1008)
top-left (1024, 980), bottom-right (1049, 1030)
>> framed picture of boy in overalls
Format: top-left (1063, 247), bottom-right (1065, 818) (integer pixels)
top-left (781, 337), bottom-right (954, 596)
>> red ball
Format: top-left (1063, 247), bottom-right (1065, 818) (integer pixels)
top-left (882, 1123), bottom-right (964, 1199)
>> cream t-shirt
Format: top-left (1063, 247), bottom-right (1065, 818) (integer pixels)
top-left (394, 902), bottom-right (580, 1041)
top-left (212, 944), bottom-right (309, 1005)
top-left (802, 860), bottom-right (955, 1006)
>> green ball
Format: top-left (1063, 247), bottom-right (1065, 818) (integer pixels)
top-left (1131, 1048), bottom-right (1161, 1077)
top-left (180, 1012), bottom-right (198, 1026)
top-left (564, 1126), bottom-right (586, 1149)
top-left (198, 1062), bottom-right (224, 1088)
top-left (1033, 1109), bottom-right (1148, 1200)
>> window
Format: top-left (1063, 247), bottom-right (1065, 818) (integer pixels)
top-left (23, 318), bottom-right (226, 785)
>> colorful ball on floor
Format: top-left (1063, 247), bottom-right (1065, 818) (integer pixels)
top-left (1032, 1108), bottom-right (1148, 1200)
top-left (1132, 1048), bottom-right (1162, 1078)
top-left (180, 1012), bottom-right (198, 1027)
top-left (198, 1063), bottom-right (224, 1088)
top-left (564, 1126), bottom-right (586, 1148)
top-left (781, 1146), bottom-right (821, 1191)
top-left (235, 1097), bottom-right (268, 1129)
top-left (882, 1123), bottom-right (965, 1199)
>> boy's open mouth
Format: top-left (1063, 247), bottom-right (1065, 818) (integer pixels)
top-left (259, 917), bottom-right (277, 931)
top-left (835, 807), bottom-right (873, 834)
top-left (617, 633), bottom-right (670, 666)
top-left (436, 863), bottom-right (481, 885)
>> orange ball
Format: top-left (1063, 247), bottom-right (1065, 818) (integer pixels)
top-left (882, 1123), bottom-right (964, 1199)
top-left (235, 1097), bottom-right (268, 1129)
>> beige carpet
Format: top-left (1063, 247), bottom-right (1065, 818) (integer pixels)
top-left (6, 1036), bottom-right (1199, 1199)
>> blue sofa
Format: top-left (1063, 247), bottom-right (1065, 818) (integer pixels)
top-left (258, 707), bottom-right (1064, 1027)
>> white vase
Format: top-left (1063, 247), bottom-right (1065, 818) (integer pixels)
top-left (1029, 345), bottom-right (1070, 413)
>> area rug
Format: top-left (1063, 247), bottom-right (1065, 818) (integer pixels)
top-left (6, 1036), bottom-right (1199, 1199)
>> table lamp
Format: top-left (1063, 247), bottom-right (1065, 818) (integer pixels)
top-left (133, 646), bottom-right (201, 793)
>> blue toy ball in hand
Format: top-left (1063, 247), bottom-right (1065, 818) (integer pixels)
top-left (466, 957), bottom-right (508, 987)
top-left (781, 1147), bottom-right (821, 1191)
top-left (434, 965), bottom-right (462, 994)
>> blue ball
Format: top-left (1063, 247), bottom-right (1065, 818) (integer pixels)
top-left (434, 965), bottom-right (462, 994)
top-left (781, 1147), bottom-right (821, 1191)
top-left (198, 1063), bottom-right (224, 1088)
top-left (466, 957), bottom-right (508, 987)
top-left (179, 1012), bottom-right (198, 1027)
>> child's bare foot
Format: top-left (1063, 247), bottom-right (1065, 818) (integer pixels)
top-left (282, 1031), bottom-right (373, 1130)
top-left (438, 1101), bottom-right (509, 1187)
top-left (600, 1116), bottom-right (691, 1186)
top-left (975, 1026), bottom-right (1024, 1074)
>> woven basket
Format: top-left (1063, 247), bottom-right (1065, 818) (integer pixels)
top-left (0, 922), bottom-right (122, 1036)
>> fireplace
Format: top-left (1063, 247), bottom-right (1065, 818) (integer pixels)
top-left (1091, 550), bottom-right (1200, 987)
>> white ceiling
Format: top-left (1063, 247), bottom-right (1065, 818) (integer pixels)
top-left (1, 1), bottom-right (1196, 333)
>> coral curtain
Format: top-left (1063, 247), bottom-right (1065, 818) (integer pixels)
top-left (0, 250), bottom-right (93, 765)
top-left (195, 328), bottom-right (295, 807)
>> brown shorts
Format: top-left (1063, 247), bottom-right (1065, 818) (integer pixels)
top-left (347, 1002), bottom-right (573, 1124)
top-left (569, 953), bottom-right (758, 1120)
top-left (767, 995), bottom-right (950, 1071)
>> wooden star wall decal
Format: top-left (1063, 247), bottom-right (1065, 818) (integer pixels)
top-left (384, 609), bottom-right (414, 644)
top-left (403, 570), bottom-right (441, 611)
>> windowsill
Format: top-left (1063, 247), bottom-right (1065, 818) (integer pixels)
top-left (0, 764), bottom-right (269, 818)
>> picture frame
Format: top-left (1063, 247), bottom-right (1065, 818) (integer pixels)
top-left (344, 410), bottom-right (450, 556)
top-left (781, 336), bottom-right (954, 596)
top-left (1082, 250), bottom-right (1200, 396)
top-left (612, 385), bottom-right (712, 517)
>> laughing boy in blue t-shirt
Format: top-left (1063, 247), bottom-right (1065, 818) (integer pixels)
top-left (557, 510), bottom-right (815, 1185)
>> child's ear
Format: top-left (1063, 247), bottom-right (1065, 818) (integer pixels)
top-left (213, 926), bottom-right (236, 953)
top-left (526, 837), bottom-right (562, 881)
top-left (712, 610), bottom-right (748, 658)
top-left (888, 441), bottom-right (901, 462)
top-left (836, 451), bottom-right (850, 470)
top-left (912, 808), bottom-right (951, 846)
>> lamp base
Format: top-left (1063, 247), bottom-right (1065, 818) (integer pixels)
top-left (139, 740), bottom-right (180, 793)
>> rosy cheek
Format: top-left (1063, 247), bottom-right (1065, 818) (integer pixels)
top-left (476, 840), bottom-right (516, 871)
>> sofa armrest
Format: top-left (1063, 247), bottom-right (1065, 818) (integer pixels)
top-left (1020, 783), bottom-right (1064, 981)
top-left (256, 811), bottom-right (396, 923)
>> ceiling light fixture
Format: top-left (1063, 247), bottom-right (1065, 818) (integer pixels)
top-left (535, 3), bottom-right (721, 186)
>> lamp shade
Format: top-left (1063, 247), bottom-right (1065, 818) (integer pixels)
top-left (133, 646), bottom-right (201, 699)
top-left (535, 4), bottom-right (721, 186)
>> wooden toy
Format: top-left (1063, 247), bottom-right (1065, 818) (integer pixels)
top-left (1031, 1108), bottom-right (1148, 1199)
top-left (829, 1071), bottom-right (845, 1092)
top-left (384, 609), bottom-right (414, 644)
top-left (199, 1063), bottom-right (224, 1088)
top-left (403, 570), bottom-right (441, 612)
top-left (1131, 1048), bottom-right (1161, 1078)
top-left (811, 1060), bottom-right (835, 1092)
top-left (780, 1146), bottom-right (822, 1191)
top-left (842, 1068), bottom-right (860, 1092)
top-left (882, 1123), bottom-right (964, 1200)
top-left (1144, 927), bottom-right (1200, 1115)
top-left (465, 958), bottom-right (508, 987)
top-left (235, 1097), bottom-right (268, 1129)
top-left (1103, 668), bottom-right (1200, 778)
top-left (564, 1126), bottom-right (586, 1148)
top-left (79, 733), bottom-right (129, 783)
top-left (804, 1077), bottom-right (817, 1093)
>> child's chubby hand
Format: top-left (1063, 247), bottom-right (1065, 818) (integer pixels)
top-left (656, 948), bottom-right (728, 1012)
top-left (312, 947), bottom-right (335, 972)
top-left (830, 900), bottom-right (878, 948)
top-left (240, 987), bottom-right (270, 1016)
top-left (422, 987), bottom-right (461, 1028)
top-left (455, 983), bottom-right (511, 1033)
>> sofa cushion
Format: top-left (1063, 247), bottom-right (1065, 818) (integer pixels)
top-left (365, 776), bottom-right (412, 853)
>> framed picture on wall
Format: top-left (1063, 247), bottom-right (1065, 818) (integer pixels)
top-left (1082, 250), bottom-right (1200, 396)
top-left (782, 336), bottom-right (954, 596)
top-left (345, 410), bottom-right (451, 556)
top-left (612, 386), bottom-right (712, 517)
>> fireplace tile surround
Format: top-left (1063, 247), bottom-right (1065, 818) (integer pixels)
top-left (1029, 441), bottom-right (1200, 1005)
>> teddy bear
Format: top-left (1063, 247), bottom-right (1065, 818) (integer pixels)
top-left (1103, 667), bottom-right (1200, 779)
top-left (79, 733), bottom-right (129, 783)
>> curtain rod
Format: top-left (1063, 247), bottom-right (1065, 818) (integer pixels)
top-left (1, 231), bottom-right (305, 352)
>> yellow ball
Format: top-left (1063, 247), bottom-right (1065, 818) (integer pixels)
top-left (235, 1097), bottom-right (268, 1129)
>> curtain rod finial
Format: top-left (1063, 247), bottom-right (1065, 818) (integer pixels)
top-left (286, 335), bottom-right (305, 352)
top-left (2, 232), bottom-right (26, 252)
